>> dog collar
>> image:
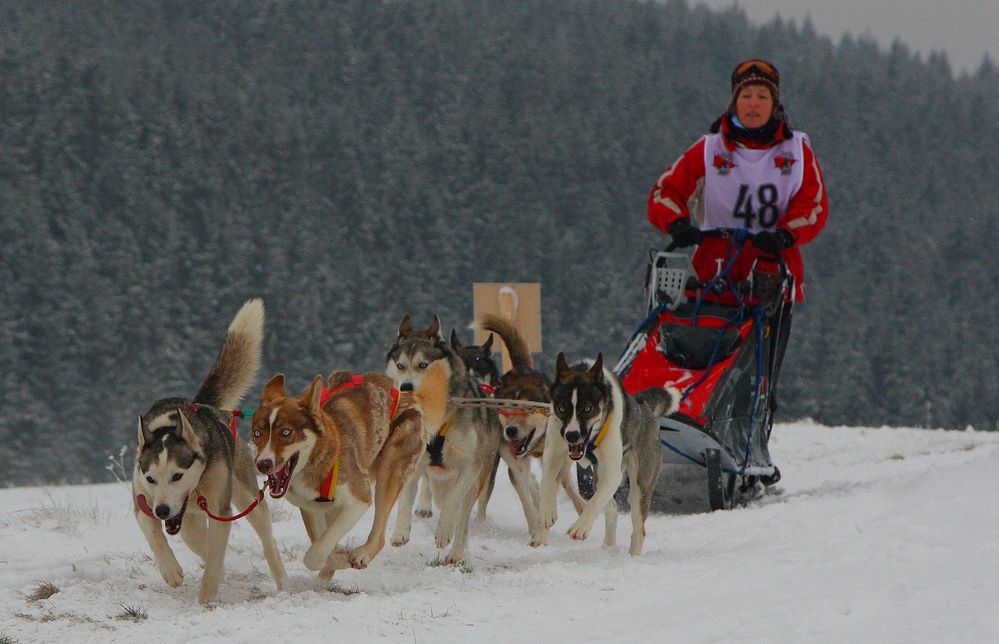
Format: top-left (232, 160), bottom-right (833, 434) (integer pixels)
top-left (135, 494), bottom-right (157, 519)
top-left (589, 411), bottom-right (613, 450)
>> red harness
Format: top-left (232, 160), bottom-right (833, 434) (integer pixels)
top-left (320, 374), bottom-right (401, 417)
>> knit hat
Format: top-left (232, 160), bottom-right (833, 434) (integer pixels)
top-left (730, 59), bottom-right (780, 102)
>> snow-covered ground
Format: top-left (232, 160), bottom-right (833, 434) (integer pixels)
top-left (2, 421), bottom-right (998, 643)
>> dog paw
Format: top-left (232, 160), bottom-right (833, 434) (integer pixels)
top-left (529, 532), bottom-right (547, 548)
top-left (415, 508), bottom-right (433, 518)
top-left (390, 532), bottom-right (410, 547)
top-left (157, 557), bottom-right (184, 587)
top-left (320, 551), bottom-right (352, 572)
top-left (443, 549), bottom-right (466, 566)
top-left (303, 545), bottom-right (329, 571)
top-left (198, 587), bottom-right (220, 605)
top-left (348, 549), bottom-right (371, 570)
top-left (540, 509), bottom-right (557, 530)
top-left (434, 521), bottom-right (454, 549)
top-left (567, 518), bottom-right (590, 541)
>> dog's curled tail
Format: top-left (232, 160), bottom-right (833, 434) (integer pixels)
top-left (634, 386), bottom-right (681, 418)
top-left (478, 313), bottom-right (533, 371)
top-left (413, 360), bottom-right (450, 434)
top-left (194, 298), bottom-right (265, 409)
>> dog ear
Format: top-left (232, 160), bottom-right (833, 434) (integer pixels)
top-left (428, 315), bottom-right (441, 339)
top-left (483, 333), bottom-right (494, 351)
top-left (555, 352), bottom-right (571, 380)
top-left (261, 374), bottom-right (286, 404)
top-left (137, 416), bottom-right (154, 446)
top-left (449, 329), bottom-right (462, 350)
top-left (304, 375), bottom-right (324, 414)
top-left (176, 408), bottom-right (202, 452)
top-left (398, 314), bottom-right (413, 337)
top-left (586, 353), bottom-right (605, 381)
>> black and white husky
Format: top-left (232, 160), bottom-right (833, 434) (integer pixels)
top-left (539, 353), bottom-right (678, 556)
top-left (133, 299), bottom-right (286, 604)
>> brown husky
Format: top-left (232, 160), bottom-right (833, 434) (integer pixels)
top-left (250, 362), bottom-right (448, 577)
top-left (476, 313), bottom-right (586, 546)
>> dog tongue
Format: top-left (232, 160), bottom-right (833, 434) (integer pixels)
top-left (164, 498), bottom-right (187, 535)
top-left (268, 459), bottom-right (293, 498)
top-left (509, 436), bottom-right (528, 457)
top-left (165, 515), bottom-right (183, 535)
top-left (568, 442), bottom-right (586, 460)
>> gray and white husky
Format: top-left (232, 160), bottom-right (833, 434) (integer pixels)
top-left (133, 299), bottom-right (286, 604)
top-left (539, 353), bottom-right (678, 556)
top-left (385, 315), bottom-right (511, 564)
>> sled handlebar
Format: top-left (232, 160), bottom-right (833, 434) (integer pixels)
top-left (664, 229), bottom-right (787, 270)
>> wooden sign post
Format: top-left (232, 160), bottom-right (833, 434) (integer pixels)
top-left (472, 283), bottom-right (541, 373)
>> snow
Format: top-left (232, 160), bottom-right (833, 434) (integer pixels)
top-left (2, 421), bottom-right (998, 643)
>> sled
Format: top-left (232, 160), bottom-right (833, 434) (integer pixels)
top-left (615, 229), bottom-right (791, 510)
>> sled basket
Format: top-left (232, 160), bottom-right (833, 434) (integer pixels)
top-left (646, 251), bottom-right (692, 311)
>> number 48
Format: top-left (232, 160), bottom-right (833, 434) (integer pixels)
top-left (733, 183), bottom-right (779, 228)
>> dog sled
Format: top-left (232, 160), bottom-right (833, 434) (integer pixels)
top-left (612, 229), bottom-right (792, 510)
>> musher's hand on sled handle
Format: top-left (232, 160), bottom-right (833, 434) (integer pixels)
top-left (664, 227), bottom-right (791, 264)
top-left (751, 228), bottom-right (796, 254)
top-left (665, 218), bottom-right (702, 250)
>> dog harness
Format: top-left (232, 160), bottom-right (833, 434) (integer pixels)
top-left (320, 374), bottom-right (401, 417)
top-left (314, 374), bottom-right (401, 502)
top-left (186, 403), bottom-right (240, 444)
top-left (426, 413), bottom-right (454, 468)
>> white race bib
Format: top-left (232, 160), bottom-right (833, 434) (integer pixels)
top-left (701, 131), bottom-right (807, 232)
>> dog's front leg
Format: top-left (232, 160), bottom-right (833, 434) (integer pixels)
top-left (434, 464), bottom-right (479, 551)
top-left (300, 508), bottom-right (327, 544)
top-left (500, 450), bottom-right (542, 546)
top-left (539, 419), bottom-right (567, 535)
top-left (198, 495), bottom-right (233, 605)
top-left (134, 505), bottom-right (184, 588)
top-left (443, 459), bottom-right (492, 565)
top-left (303, 500), bottom-right (368, 572)
top-left (568, 442), bottom-right (623, 543)
top-left (557, 460), bottom-right (587, 515)
top-left (416, 471), bottom-right (434, 518)
top-left (392, 465), bottom-right (422, 547)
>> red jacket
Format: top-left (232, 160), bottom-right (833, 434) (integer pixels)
top-left (648, 117), bottom-right (828, 302)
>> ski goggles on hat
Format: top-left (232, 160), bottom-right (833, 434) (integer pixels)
top-left (731, 59), bottom-right (780, 89)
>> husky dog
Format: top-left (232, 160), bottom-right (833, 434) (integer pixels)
top-left (449, 328), bottom-right (501, 522)
top-left (539, 353), bottom-right (678, 556)
top-left (450, 329), bottom-right (500, 390)
top-left (250, 362), bottom-right (448, 577)
top-left (476, 314), bottom-right (586, 545)
top-left (385, 315), bottom-right (508, 564)
top-left (133, 299), bottom-right (286, 604)
top-left (403, 329), bottom-right (501, 522)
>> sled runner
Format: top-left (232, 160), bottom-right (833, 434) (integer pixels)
top-left (612, 229), bottom-right (792, 510)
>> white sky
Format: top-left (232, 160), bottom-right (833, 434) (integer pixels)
top-left (694, 0), bottom-right (999, 75)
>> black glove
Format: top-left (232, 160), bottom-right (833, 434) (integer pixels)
top-left (752, 229), bottom-right (795, 254)
top-left (667, 218), bottom-right (703, 248)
